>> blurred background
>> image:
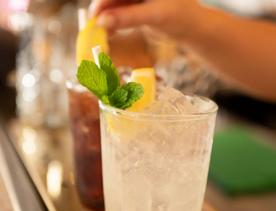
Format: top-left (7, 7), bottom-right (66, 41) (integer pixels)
top-left (0, 0), bottom-right (275, 211)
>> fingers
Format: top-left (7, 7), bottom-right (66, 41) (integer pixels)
top-left (89, 0), bottom-right (142, 17)
top-left (89, 0), bottom-right (115, 17)
top-left (96, 3), bottom-right (161, 31)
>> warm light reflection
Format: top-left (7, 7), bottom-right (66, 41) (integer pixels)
top-left (8, 12), bottom-right (33, 31)
top-left (21, 127), bottom-right (37, 155)
top-left (22, 73), bottom-right (36, 87)
top-left (8, 0), bottom-right (30, 12)
top-left (47, 161), bottom-right (63, 198)
top-left (49, 69), bottom-right (63, 83)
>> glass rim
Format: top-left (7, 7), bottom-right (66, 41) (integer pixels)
top-left (67, 79), bottom-right (218, 121)
top-left (99, 96), bottom-right (218, 121)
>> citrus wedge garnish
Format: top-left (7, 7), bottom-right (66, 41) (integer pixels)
top-left (128, 67), bottom-right (156, 111)
top-left (76, 18), bottom-right (109, 65)
top-left (105, 68), bottom-right (156, 139)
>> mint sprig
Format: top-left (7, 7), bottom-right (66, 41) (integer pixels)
top-left (98, 52), bottom-right (120, 95)
top-left (77, 52), bottom-right (144, 109)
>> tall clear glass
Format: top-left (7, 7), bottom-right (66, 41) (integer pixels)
top-left (100, 95), bottom-right (217, 211)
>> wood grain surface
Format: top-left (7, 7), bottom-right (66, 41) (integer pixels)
top-left (0, 175), bottom-right (13, 211)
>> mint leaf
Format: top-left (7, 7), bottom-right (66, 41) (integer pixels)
top-left (108, 87), bottom-right (128, 108)
top-left (101, 95), bottom-right (110, 105)
top-left (77, 53), bottom-right (145, 110)
top-left (99, 52), bottom-right (120, 95)
top-left (121, 82), bottom-right (144, 109)
top-left (77, 60), bottom-right (108, 98)
top-left (108, 83), bottom-right (144, 109)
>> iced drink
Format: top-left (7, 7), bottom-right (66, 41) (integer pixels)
top-left (67, 82), bottom-right (104, 210)
top-left (100, 87), bottom-right (217, 211)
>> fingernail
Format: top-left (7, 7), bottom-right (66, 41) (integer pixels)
top-left (88, 3), bottom-right (96, 17)
top-left (96, 15), bottom-right (116, 29)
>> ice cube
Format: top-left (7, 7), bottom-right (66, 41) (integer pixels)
top-left (143, 87), bottom-right (216, 115)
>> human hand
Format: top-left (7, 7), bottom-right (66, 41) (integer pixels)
top-left (90, 0), bottom-right (209, 41)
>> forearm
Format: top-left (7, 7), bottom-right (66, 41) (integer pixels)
top-left (184, 6), bottom-right (276, 102)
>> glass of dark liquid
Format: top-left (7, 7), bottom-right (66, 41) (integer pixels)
top-left (67, 81), bottom-right (104, 210)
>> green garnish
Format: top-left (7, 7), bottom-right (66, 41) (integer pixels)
top-left (77, 52), bottom-right (144, 109)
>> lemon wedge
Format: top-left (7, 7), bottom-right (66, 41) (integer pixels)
top-left (105, 68), bottom-right (156, 139)
top-left (128, 68), bottom-right (156, 111)
top-left (76, 18), bottom-right (109, 65)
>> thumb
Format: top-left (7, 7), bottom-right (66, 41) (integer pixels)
top-left (96, 3), bottom-right (161, 31)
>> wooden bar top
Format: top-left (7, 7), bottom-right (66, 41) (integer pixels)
top-left (0, 173), bottom-right (13, 211)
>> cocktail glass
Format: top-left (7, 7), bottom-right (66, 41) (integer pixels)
top-left (100, 88), bottom-right (218, 211)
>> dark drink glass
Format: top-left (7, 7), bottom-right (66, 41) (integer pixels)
top-left (67, 81), bottom-right (104, 210)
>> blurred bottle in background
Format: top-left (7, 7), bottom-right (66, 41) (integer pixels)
top-left (15, 0), bottom-right (77, 128)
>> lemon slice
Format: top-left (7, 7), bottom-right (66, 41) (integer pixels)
top-left (76, 18), bottom-right (109, 65)
top-left (128, 68), bottom-right (156, 111)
